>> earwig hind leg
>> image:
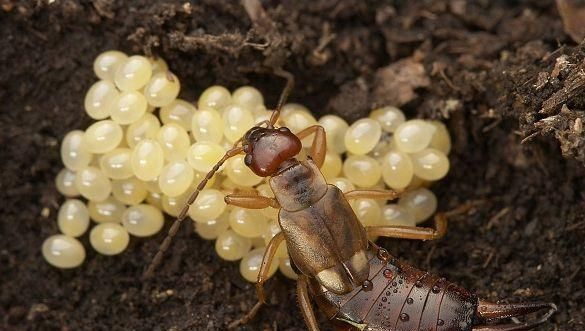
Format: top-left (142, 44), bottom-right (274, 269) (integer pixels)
top-left (365, 201), bottom-right (479, 241)
top-left (366, 212), bottom-right (448, 241)
top-left (473, 300), bottom-right (557, 331)
top-left (344, 189), bottom-right (401, 202)
top-left (297, 275), bottom-right (321, 331)
top-left (295, 125), bottom-right (327, 167)
top-left (256, 232), bottom-right (285, 304)
top-left (224, 193), bottom-right (280, 209)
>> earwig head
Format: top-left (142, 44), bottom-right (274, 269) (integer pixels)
top-left (242, 126), bottom-right (302, 177)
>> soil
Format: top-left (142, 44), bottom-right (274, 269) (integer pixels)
top-left (1, 1), bottom-right (584, 330)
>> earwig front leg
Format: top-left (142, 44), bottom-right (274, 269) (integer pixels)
top-left (256, 232), bottom-right (285, 303)
top-left (344, 189), bottom-right (401, 201)
top-left (297, 275), bottom-right (321, 331)
top-left (366, 212), bottom-right (448, 241)
top-left (224, 193), bottom-right (280, 209)
top-left (295, 125), bottom-right (326, 167)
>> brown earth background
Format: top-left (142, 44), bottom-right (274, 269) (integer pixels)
top-left (1, 0), bottom-right (585, 330)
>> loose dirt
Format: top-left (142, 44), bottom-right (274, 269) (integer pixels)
top-left (1, 1), bottom-right (583, 330)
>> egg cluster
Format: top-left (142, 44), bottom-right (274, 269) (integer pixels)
top-left (44, 51), bottom-right (451, 284)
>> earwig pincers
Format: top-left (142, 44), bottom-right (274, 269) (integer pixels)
top-left (145, 69), bottom-right (556, 331)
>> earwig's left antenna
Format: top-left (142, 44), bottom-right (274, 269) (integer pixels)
top-left (144, 67), bottom-right (294, 279)
top-left (143, 145), bottom-right (243, 278)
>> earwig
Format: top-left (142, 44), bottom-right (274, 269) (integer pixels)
top-left (145, 69), bottom-right (556, 330)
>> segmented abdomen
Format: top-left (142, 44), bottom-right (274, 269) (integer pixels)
top-left (310, 248), bottom-right (478, 331)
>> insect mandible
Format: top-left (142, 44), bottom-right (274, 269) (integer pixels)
top-left (144, 69), bottom-right (557, 331)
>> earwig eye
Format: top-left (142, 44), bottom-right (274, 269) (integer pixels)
top-left (244, 154), bottom-right (253, 166)
top-left (243, 144), bottom-right (250, 153)
top-left (278, 127), bottom-right (290, 133)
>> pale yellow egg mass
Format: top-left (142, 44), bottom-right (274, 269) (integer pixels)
top-left (215, 230), bottom-right (252, 261)
top-left (74, 166), bottom-right (112, 201)
top-left (88, 196), bottom-right (126, 223)
top-left (188, 189), bottom-right (226, 222)
top-left (122, 204), bottom-right (164, 237)
top-left (381, 150), bottom-right (414, 190)
top-left (393, 119), bottom-right (435, 153)
top-left (130, 139), bottom-right (165, 181)
top-left (114, 55), bottom-right (152, 91)
top-left (343, 154), bottom-right (382, 187)
top-left (55, 168), bottom-right (80, 197)
top-left (93, 50), bottom-right (127, 81)
top-left (42, 234), bottom-right (86, 268)
top-left (191, 107), bottom-right (224, 143)
top-left (84, 80), bottom-right (118, 120)
top-left (143, 72), bottom-right (180, 107)
top-left (99, 148), bottom-right (133, 180)
top-left (239, 247), bottom-right (278, 283)
top-left (61, 130), bottom-right (92, 171)
top-left (111, 177), bottom-right (148, 205)
top-left (398, 188), bottom-right (437, 224)
top-left (158, 160), bottom-right (194, 197)
top-left (198, 85), bottom-right (232, 111)
top-left (195, 212), bottom-right (230, 240)
top-left (410, 148), bottom-right (449, 181)
top-left (57, 199), bottom-right (90, 237)
top-left (126, 113), bottom-right (161, 148)
top-left (187, 141), bottom-right (226, 173)
top-left (90, 223), bottom-right (130, 255)
top-left (232, 86), bottom-right (264, 109)
top-left (83, 120), bottom-right (123, 154)
top-left (156, 123), bottom-right (190, 161)
top-left (160, 99), bottom-right (195, 131)
top-left (222, 104), bottom-right (254, 143)
top-left (318, 115), bottom-right (349, 154)
top-left (344, 118), bottom-right (382, 155)
top-left (110, 91), bottom-right (148, 125)
top-left (369, 106), bottom-right (405, 133)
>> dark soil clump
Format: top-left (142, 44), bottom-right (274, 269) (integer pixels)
top-left (1, 1), bottom-right (584, 330)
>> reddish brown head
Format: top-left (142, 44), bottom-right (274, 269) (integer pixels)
top-left (242, 126), bottom-right (302, 177)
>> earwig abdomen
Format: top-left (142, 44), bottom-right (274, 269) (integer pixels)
top-left (310, 247), bottom-right (477, 331)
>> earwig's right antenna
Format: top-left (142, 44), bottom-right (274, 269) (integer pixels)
top-left (269, 68), bottom-right (295, 127)
top-left (143, 146), bottom-right (243, 278)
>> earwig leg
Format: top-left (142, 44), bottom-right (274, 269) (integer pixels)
top-left (366, 212), bottom-right (448, 241)
top-left (224, 193), bottom-right (280, 209)
top-left (256, 232), bottom-right (285, 303)
top-left (344, 189), bottom-right (401, 201)
top-left (295, 125), bottom-right (327, 167)
top-left (473, 300), bottom-right (557, 331)
top-left (366, 202), bottom-right (479, 241)
top-left (227, 301), bottom-right (264, 330)
top-left (297, 275), bottom-right (321, 331)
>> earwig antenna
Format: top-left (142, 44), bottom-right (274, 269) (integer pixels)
top-left (237, 66), bottom-right (295, 128)
top-left (143, 145), bottom-right (244, 278)
top-left (269, 68), bottom-right (295, 127)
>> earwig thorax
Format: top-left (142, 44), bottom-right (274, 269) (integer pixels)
top-left (242, 126), bottom-right (302, 177)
